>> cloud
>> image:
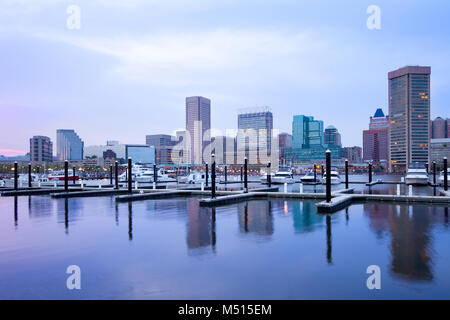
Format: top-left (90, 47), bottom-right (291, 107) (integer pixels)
top-left (33, 28), bottom-right (331, 88)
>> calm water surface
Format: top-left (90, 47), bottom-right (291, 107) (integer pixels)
top-left (0, 195), bottom-right (449, 299)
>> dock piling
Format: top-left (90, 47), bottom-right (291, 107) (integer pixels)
top-left (28, 163), bottom-right (32, 188)
top-left (153, 164), bottom-right (157, 184)
top-left (345, 159), bottom-right (349, 189)
top-left (368, 162), bottom-right (372, 184)
top-left (128, 158), bottom-right (132, 194)
top-left (313, 163), bottom-right (317, 182)
top-left (326, 150), bottom-right (331, 203)
top-left (397, 184), bottom-right (400, 196)
top-left (409, 185), bottom-right (413, 196)
top-left (244, 157), bottom-right (248, 193)
top-left (300, 183), bottom-right (303, 194)
top-left (110, 165), bottom-right (113, 185)
top-left (64, 160), bottom-right (69, 192)
top-left (433, 161), bottom-right (436, 186)
top-left (444, 157), bottom-right (448, 191)
top-left (205, 164), bottom-right (209, 187)
top-left (114, 161), bottom-right (119, 189)
top-left (72, 167), bottom-right (76, 185)
top-left (284, 183), bottom-right (287, 193)
top-left (14, 162), bottom-right (18, 190)
top-left (224, 165), bottom-right (227, 183)
top-left (211, 154), bottom-right (216, 199)
top-left (267, 161), bottom-right (271, 187)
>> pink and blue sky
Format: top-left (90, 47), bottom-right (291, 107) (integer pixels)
top-left (1, 0), bottom-right (449, 156)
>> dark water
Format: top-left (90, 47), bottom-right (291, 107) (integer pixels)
top-left (0, 195), bottom-right (449, 299)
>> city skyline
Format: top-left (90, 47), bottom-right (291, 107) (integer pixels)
top-left (2, 1), bottom-right (450, 155)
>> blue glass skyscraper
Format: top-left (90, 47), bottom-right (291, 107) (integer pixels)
top-left (56, 129), bottom-right (84, 161)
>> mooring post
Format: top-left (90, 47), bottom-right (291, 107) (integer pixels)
top-left (205, 163), bottom-right (209, 187)
top-left (14, 162), bottom-right (18, 190)
top-left (211, 154), bottom-right (216, 199)
top-left (224, 165), bottom-right (228, 183)
top-left (396, 184), bottom-right (400, 196)
top-left (153, 164), bottom-right (157, 184)
top-left (433, 161), bottom-right (436, 186)
top-left (128, 158), bottom-right (132, 194)
top-left (267, 161), bottom-right (271, 187)
top-left (114, 161), bottom-right (119, 189)
top-left (313, 164), bottom-right (317, 182)
top-left (425, 162), bottom-right (429, 174)
top-left (409, 185), bottom-right (413, 196)
top-left (321, 165), bottom-right (324, 178)
top-left (240, 166), bottom-right (243, 182)
top-left (28, 163), bottom-right (32, 188)
top-left (444, 157), bottom-right (448, 191)
top-left (326, 150), bottom-right (331, 203)
top-left (110, 165), bottom-right (113, 185)
top-left (345, 159), bottom-right (349, 189)
top-left (368, 162), bottom-right (372, 184)
top-left (64, 160), bottom-right (69, 192)
top-left (244, 157), bottom-right (248, 193)
top-left (72, 167), bottom-right (76, 185)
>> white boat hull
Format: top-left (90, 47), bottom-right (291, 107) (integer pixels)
top-left (321, 178), bottom-right (341, 185)
top-left (405, 177), bottom-right (428, 186)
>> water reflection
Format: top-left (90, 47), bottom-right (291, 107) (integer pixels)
top-left (238, 201), bottom-right (273, 236)
top-left (364, 203), bottom-right (434, 281)
top-left (128, 202), bottom-right (133, 241)
top-left (326, 215), bottom-right (332, 265)
top-left (291, 201), bottom-right (323, 234)
top-left (186, 198), bottom-right (215, 255)
top-left (14, 196), bottom-right (18, 228)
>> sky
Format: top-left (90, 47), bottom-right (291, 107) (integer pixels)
top-left (1, 0), bottom-right (449, 156)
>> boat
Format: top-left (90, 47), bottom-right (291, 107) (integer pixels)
top-left (405, 163), bottom-right (429, 186)
top-left (321, 170), bottom-right (341, 185)
top-left (48, 170), bottom-right (79, 181)
top-left (180, 171), bottom-right (219, 184)
top-left (438, 171), bottom-right (450, 186)
top-left (300, 171), bottom-right (318, 184)
top-left (267, 166), bottom-right (295, 184)
top-left (135, 168), bottom-right (176, 183)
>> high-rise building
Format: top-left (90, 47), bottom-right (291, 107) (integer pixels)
top-left (430, 138), bottom-right (450, 165)
top-left (363, 108), bottom-right (389, 164)
top-left (289, 115), bottom-right (340, 162)
top-left (278, 133), bottom-right (292, 165)
top-left (341, 146), bottom-right (362, 164)
top-left (388, 66), bottom-right (431, 172)
top-left (29, 136), bottom-right (53, 163)
top-left (237, 110), bottom-right (273, 164)
top-left (324, 125), bottom-right (342, 147)
top-left (431, 117), bottom-right (448, 139)
top-left (56, 129), bottom-right (84, 161)
top-left (146, 134), bottom-right (177, 164)
top-left (186, 96), bottom-right (211, 164)
top-left (211, 136), bottom-right (236, 165)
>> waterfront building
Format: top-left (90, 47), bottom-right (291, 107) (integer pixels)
top-left (84, 143), bottom-right (155, 164)
top-left (341, 146), bottom-right (362, 164)
top-left (186, 96), bottom-right (211, 164)
top-left (430, 138), bottom-right (450, 165)
top-left (237, 109), bottom-right (273, 164)
top-left (289, 115), bottom-right (339, 162)
top-left (56, 129), bottom-right (84, 161)
top-left (324, 125), bottom-right (342, 147)
top-left (388, 66), bottom-right (431, 172)
top-left (146, 134), bottom-right (178, 165)
top-left (278, 133), bottom-right (292, 165)
top-left (431, 117), bottom-right (448, 139)
top-left (29, 136), bottom-right (53, 163)
top-left (363, 108), bottom-right (389, 164)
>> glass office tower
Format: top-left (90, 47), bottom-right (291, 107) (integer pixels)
top-left (56, 129), bottom-right (84, 161)
top-left (388, 66), bottom-right (431, 172)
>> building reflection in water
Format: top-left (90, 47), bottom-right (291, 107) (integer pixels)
top-left (186, 198), bottom-right (216, 255)
top-left (364, 203), bottom-right (435, 281)
top-left (237, 201), bottom-right (273, 237)
top-left (291, 201), bottom-right (324, 234)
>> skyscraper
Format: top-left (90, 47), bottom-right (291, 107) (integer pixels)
top-left (431, 117), bottom-right (448, 139)
top-left (186, 96), bottom-right (211, 164)
top-left (324, 125), bottom-right (342, 147)
top-left (237, 109), bottom-right (273, 164)
top-left (56, 129), bottom-right (84, 161)
top-left (146, 134), bottom-right (177, 164)
top-left (278, 133), bottom-right (292, 165)
top-left (30, 136), bottom-right (53, 163)
top-left (388, 66), bottom-right (431, 172)
top-left (363, 108), bottom-right (389, 164)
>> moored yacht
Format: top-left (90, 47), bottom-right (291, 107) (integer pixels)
top-left (300, 171), bottom-right (318, 184)
top-left (438, 171), bottom-right (450, 186)
top-left (270, 166), bottom-right (295, 184)
top-left (405, 163), bottom-right (429, 186)
top-left (321, 170), bottom-right (341, 185)
top-left (48, 170), bottom-right (79, 181)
